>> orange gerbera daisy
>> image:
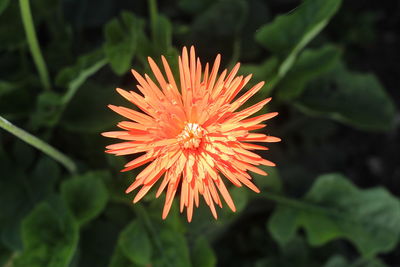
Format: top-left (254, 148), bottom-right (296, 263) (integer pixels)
top-left (102, 46), bottom-right (280, 222)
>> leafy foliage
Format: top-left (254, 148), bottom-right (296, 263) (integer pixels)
top-left (268, 174), bottom-right (400, 257)
top-left (296, 62), bottom-right (396, 131)
top-left (0, 0), bottom-right (398, 266)
top-left (61, 171), bottom-right (109, 226)
top-left (255, 0), bottom-right (342, 90)
top-left (13, 201), bottom-right (79, 267)
top-left (103, 11), bottom-right (143, 75)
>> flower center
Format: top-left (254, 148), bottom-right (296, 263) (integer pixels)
top-left (177, 123), bottom-right (205, 149)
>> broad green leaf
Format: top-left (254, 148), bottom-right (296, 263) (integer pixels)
top-left (192, 237), bottom-right (216, 267)
top-left (268, 174), bottom-right (400, 257)
top-left (255, 0), bottom-right (342, 88)
top-left (0, 0), bottom-right (10, 15)
top-left (276, 45), bottom-right (341, 101)
top-left (104, 11), bottom-right (143, 75)
top-left (295, 62), bottom-right (396, 131)
top-left (55, 49), bottom-right (107, 105)
top-left (153, 226), bottom-right (192, 267)
top-left (152, 15), bottom-right (172, 54)
top-left (109, 246), bottom-right (138, 267)
top-left (324, 255), bottom-right (388, 267)
top-left (119, 220), bottom-right (152, 266)
top-left (61, 171), bottom-right (109, 226)
top-left (14, 202), bottom-right (79, 267)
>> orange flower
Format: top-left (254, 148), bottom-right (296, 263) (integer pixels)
top-left (102, 46), bottom-right (280, 222)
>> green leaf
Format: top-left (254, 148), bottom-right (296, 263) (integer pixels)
top-left (268, 174), bottom-right (400, 257)
top-left (119, 220), bottom-right (152, 266)
top-left (0, 0), bottom-right (10, 16)
top-left (255, 0), bottom-right (342, 88)
top-left (14, 202), bottom-right (79, 267)
top-left (277, 45), bottom-right (341, 101)
top-left (152, 15), bottom-right (172, 54)
top-left (324, 255), bottom-right (388, 267)
top-left (55, 49), bottom-right (107, 105)
top-left (109, 246), bottom-right (138, 267)
top-left (153, 226), bottom-right (192, 267)
top-left (104, 11), bottom-right (143, 75)
top-left (61, 171), bottom-right (109, 226)
top-left (295, 62), bottom-right (396, 131)
top-left (192, 237), bottom-right (216, 267)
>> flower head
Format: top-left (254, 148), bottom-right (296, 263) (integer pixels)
top-left (102, 46), bottom-right (280, 222)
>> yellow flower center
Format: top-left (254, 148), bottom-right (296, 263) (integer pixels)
top-left (177, 123), bottom-right (205, 149)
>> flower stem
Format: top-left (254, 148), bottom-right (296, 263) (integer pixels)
top-left (19, 0), bottom-right (51, 91)
top-left (0, 116), bottom-right (77, 173)
top-left (148, 0), bottom-right (158, 42)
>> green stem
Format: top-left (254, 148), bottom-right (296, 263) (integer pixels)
top-left (0, 116), bottom-right (77, 174)
top-left (148, 0), bottom-right (158, 42)
top-left (19, 0), bottom-right (51, 91)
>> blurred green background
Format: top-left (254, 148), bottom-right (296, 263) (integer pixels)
top-left (1, 0), bottom-right (399, 266)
